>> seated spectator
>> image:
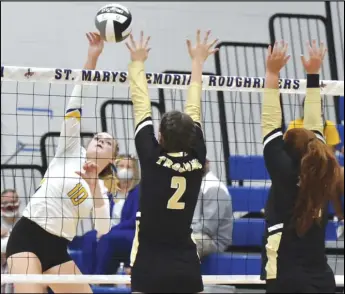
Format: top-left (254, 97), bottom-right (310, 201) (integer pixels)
top-left (1, 189), bottom-right (21, 293)
top-left (94, 154), bottom-right (140, 275)
top-left (192, 159), bottom-right (233, 258)
top-left (287, 98), bottom-right (341, 151)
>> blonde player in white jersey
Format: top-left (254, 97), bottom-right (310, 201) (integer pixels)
top-left (6, 33), bottom-right (117, 294)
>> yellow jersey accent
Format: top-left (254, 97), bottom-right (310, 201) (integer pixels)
top-left (128, 61), bottom-right (152, 128)
top-left (262, 88), bottom-right (281, 139)
top-left (185, 82), bottom-right (202, 124)
top-left (265, 232), bottom-right (282, 280)
top-left (287, 118), bottom-right (341, 146)
top-left (65, 110), bottom-right (81, 121)
top-left (303, 88), bottom-right (323, 134)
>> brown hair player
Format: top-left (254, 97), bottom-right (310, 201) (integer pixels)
top-left (125, 30), bottom-right (218, 293)
top-left (260, 40), bottom-right (342, 293)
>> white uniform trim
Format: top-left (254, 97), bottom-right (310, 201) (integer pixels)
top-left (135, 120), bottom-right (153, 137)
top-left (263, 131), bottom-right (283, 148)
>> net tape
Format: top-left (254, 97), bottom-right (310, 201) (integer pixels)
top-left (1, 65), bottom-right (344, 96)
top-left (2, 274), bottom-right (344, 286)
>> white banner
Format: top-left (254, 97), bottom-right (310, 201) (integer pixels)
top-left (1, 65), bottom-right (344, 96)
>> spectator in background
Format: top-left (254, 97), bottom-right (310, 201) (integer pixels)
top-left (192, 159), bottom-right (233, 258)
top-left (94, 154), bottom-right (140, 275)
top-left (287, 98), bottom-right (341, 151)
top-left (1, 189), bottom-right (21, 293)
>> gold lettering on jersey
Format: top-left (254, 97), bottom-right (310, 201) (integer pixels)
top-left (163, 158), bottom-right (174, 168)
top-left (156, 156), bottom-right (202, 173)
top-left (156, 156), bottom-right (166, 165)
top-left (183, 162), bottom-right (192, 172)
top-left (190, 159), bottom-right (202, 170)
top-left (171, 163), bottom-right (181, 171)
top-left (67, 183), bottom-right (88, 206)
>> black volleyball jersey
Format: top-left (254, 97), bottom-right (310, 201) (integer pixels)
top-left (134, 117), bottom-right (206, 245)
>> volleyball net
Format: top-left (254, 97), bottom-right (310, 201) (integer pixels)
top-left (1, 66), bottom-right (344, 291)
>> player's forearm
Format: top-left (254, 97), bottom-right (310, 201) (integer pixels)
top-left (129, 61), bottom-right (152, 127)
top-left (303, 74), bottom-right (323, 133)
top-left (84, 55), bottom-right (99, 71)
top-left (185, 60), bottom-right (203, 124)
top-left (92, 183), bottom-right (111, 235)
top-left (262, 72), bottom-right (282, 139)
top-left (66, 56), bottom-right (99, 114)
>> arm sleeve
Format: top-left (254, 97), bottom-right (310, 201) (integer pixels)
top-left (262, 88), bottom-right (295, 181)
top-left (185, 82), bottom-right (202, 124)
top-left (185, 82), bottom-right (206, 164)
top-left (324, 122), bottom-right (341, 146)
top-left (55, 85), bottom-right (85, 157)
top-left (129, 61), bottom-right (159, 163)
top-left (303, 74), bottom-right (325, 143)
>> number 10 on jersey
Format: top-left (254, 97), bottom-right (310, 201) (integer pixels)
top-left (167, 176), bottom-right (186, 210)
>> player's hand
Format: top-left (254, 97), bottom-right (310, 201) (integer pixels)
top-left (86, 32), bottom-right (104, 60)
top-left (266, 41), bottom-right (290, 75)
top-left (126, 31), bottom-right (151, 62)
top-left (301, 40), bottom-right (327, 75)
top-left (186, 30), bottom-right (219, 62)
top-left (76, 161), bottom-right (100, 190)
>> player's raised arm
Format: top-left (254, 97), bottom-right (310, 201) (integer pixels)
top-left (301, 40), bottom-right (327, 141)
top-left (56, 32), bottom-right (104, 157)
top-left (126, 32), bottom-right (152, 131)
top-left (185, 30), bottom-right (219, 125)
top-left (261, 41), bottom-right (293, 180)
top-left (262, 41), bottom-right (290, 141)
top-left (126, 31), bottom-right (159, 163)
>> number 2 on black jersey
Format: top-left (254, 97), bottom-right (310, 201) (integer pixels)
top-left (167, 176), bottom-right (186, 210)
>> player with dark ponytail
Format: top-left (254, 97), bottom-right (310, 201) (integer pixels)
top-left (260, 40), bottom-right (342, 293)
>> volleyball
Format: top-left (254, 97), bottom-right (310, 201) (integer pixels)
top-left (95, 3), bottom-right (132, 43)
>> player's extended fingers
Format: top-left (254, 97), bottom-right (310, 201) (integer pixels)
top-left (282, 42), bottom-right (289, 57)
top-left (208, 48), bottom-right (220, 56)
top-left (139, 31), bottom-right (144, 48)
top-left (125, 42), bottom-right (133, 52)
top-left (284, 55), bottom-right (291, 65)
top-left (186, 39), bottom-right (192, 55)
top-left (306, 40), bottom-right (313, 57)
top-left (129, 34), bottom-right (137, 50)
top-left (267, 45), bottom-right (273, 58)
top-left (322, 47), bottom-right (328, 60)
top-left (203, 30), bottom-right (211, 45)
top-left (196, 29), bottom-right (201, 45)
top-left (272, 41), bottom-right (279, 56)
top-left (144, 36), bottom-right (151, 49)
top-left (301, 55), bottom-right (307, 68)
top-left (75, 171), bottom-right (84, 178)
top-left (208, 38), bottom-right (219, 50)
top-left (311, 39), bottom-right (318, 54)
top-left (86, 33), bottom-right (93, 44)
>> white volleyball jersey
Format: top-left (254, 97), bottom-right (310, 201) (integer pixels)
top-left (23, 85), bottom-right (109, 241)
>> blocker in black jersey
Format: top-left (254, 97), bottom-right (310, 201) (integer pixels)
top-left (131, 117), bottom-right (205, 293)
top-left (128, 60), bottom-right (205, 293)
top-left (260, 71), bottom-right (337, 293)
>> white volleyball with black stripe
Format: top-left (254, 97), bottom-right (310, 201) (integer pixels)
top-left (95, 4), bottom-right (132, 43)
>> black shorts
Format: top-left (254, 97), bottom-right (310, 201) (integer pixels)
top-left (266, 266), bottom-right (336, 293)
top-left (131, 243), bottom-right (203, 293)
top-left (6, 216), bottom-right (72, 272)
